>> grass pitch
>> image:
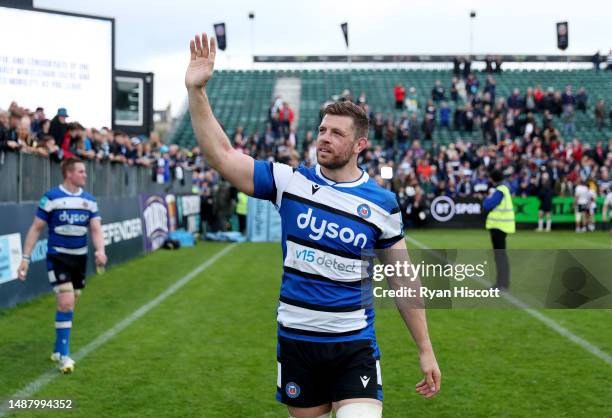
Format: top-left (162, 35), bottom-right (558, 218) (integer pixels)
top-left (1, 229), bottom-right (611, 417)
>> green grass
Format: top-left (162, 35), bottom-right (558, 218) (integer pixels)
top-left (0, 230), bottom-right (611, 417)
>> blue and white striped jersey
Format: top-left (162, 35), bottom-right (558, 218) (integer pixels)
top-left (36, 185), bottom-right (100, 256)
top-left (253, 161), bottom-right (404, 343)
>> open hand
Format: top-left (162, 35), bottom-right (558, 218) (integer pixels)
top-left (185, 33), bottom-right (217, 91)
top-left (415, 350), bottom-right (441, 398)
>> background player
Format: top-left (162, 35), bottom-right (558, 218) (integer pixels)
top-left (574, 179), bottom-right (591, 232)
top-left (18, 157), bottom-right (107, 373)
top-left (185, 33), bottom-right (440, 418)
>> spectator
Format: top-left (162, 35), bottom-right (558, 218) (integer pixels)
top-left (0, 110), bottom-right (19, 151)
top-left (439, 102), bottom-right (451, 129)
top-left (607, 49), bottom-right (612, 71)
top-left (49, 108), bottom-right (69, 146)
top-left (540, 87), bottom-right (555, 113)
top-left (431, 80), bottom-right (445, 102)
top-left (408, 113), bottom-right (420, 141)
top-left (562, 105), bottom-right (576, 138)
top-left (592, 51), bottom-right (601, 72)
top-left (456, 77), bottom-right (468, 103)
top-left (30, 107), bottom-right (46, 135)
top-left (484, 76), bottom-right (496, 101)
top-left (507, 88), bottom-right (524, 111)
top-left (453, 106), bottom-right (465, 131)
top-left (494, 56), bottom-right (503, 73)
top-left (405, 87), bottom-right (418, 113)
top-left (595, 99), bottom-right (606, 129)
top-left (524, 87), bottom-right (537, 113)
top-left (465, 73), bottom-right (479, 97)
top-left (533, 84), bottom-right (544, 106)
top-left (16, 116), bottom-right (36, 152)
top-left (551, 91), bottom-right (564, 117)
top-left (462, 56), bottom-right (472, 78)
top-left (561, 85), bottom-right (575, 107)
top-left (393, 83), bottom-right (405, 109)
top-left (36, 119), bottom-right (51, 142)
top-left (7, 110), bottom-right (22, 143)
top-left (35, 135), bottom-right (62, 161)
top-left (373, 112), bottom-right (384, 141)
top-left (60, 123), bottom-right (81, 158)
top-left (422, 113), bottom-right (435, 141)
top-left (576, 87), bottom-right (588, 112)
top-left (450, 77), bottom-right (459, 102)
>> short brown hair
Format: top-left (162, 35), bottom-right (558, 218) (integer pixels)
top-left (61, 157), bottom-right (84, 178)
top-left (321, 101), bottom-right (369, 139)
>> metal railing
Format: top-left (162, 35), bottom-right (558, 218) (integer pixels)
top-left (0, 152), bottom-right (193, 203)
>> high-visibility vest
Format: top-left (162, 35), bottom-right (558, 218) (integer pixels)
top-left (236, 192), bottom-right (248, 215)
top-left (485, 184), bottom-right (516, 234)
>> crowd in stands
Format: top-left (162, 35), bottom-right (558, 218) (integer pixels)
top-left (0, 101), bottom-right (201, 186)
top-left (4, 61), bottom-right (612, 231)
top-left (201, 70), bottom-right (612, 230)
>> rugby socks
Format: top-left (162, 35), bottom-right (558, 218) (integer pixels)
top-left (55, 311), bottom-right (73, 356)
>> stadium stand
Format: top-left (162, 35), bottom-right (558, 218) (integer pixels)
top-left (168, 68), bottom-right (612, 149)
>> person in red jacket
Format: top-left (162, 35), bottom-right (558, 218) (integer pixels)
top-left (394, 83), bottom-right (405, 109)
top-left (61, 123), bottom-right (81, 158)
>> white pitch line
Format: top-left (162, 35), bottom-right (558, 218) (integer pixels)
top-left (0, 243), bottom-right (238, 416)
top-left (404, 235), bottom-right (612, 366)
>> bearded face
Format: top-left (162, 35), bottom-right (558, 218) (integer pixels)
top-left (316, 114), bottom-right (363, 169)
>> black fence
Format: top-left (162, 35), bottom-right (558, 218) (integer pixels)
top-left (0, 152), bottom-right (193, 203)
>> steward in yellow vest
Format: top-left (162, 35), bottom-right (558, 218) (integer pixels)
top-left (236, 191), bottom-right (248, 234)
top-left (483, 170), bottom-right (515, 290)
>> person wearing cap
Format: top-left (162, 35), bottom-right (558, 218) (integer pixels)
top-left (49, 108), bottom-right (69, 146)
top-left (483, 169), bottom-right (515, 290)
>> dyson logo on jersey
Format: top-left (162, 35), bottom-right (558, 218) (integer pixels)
top-left (58, 211), bottom-right (89, 224)
top-left (296, 208), bottom-right (367, 248)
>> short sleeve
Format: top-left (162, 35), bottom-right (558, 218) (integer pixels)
top-left (89, 197), bottom-right (100, 220)
top-left (35, 194), bottom-right (51, 222)
top-left (252, 160), bottom-right (294, 207)
top-left (375, 199), bottom-right (405, 249)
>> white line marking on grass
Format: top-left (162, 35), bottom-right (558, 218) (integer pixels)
top-left (404, 235), bottom-right (612, 366)
top-left (0, 243), bottom-right (238, 416)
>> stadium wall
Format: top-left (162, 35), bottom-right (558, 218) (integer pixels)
top-left (0, 196), bottom-right (143, 308)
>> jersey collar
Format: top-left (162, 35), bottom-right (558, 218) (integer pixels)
top-left (59, 184), bottom-right (83, 196)
top-left (315, 164), bottom-right (369, 188)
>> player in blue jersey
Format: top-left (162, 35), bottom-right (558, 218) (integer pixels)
top-left (185, 34), bottom-right (441, 417)
top-left (18, 157), bottom-right (107, 374)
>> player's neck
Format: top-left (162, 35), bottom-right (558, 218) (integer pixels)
top-left (319, 164), bottom-right (362, 184)
top-left (62, 181), bottom-right (80, 194)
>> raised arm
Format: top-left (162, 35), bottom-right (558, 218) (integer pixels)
top-left (185, 33), bottom-right (255, 195)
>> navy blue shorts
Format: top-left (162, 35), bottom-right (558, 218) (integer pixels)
top-left (276, 337), bottom-right (382, 408)
top-left (47, 254), bottom-right (88, 290)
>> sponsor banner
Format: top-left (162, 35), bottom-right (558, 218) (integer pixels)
top-left (0, 196), bottom-right (143, 308)
top-left (139, 194), bottom-right (170, 252)
top-left (428, 196), bottom-right (485, 228)
top-left (0, 233), bottom-right (22, 285)
top-left (177, 194), bottom-right (201, 233)
top-left (513, 196), bottom-right (606, 223)
top-left (247, 197), bottom-right (281, 242)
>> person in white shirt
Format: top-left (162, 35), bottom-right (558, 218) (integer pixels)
top-left (574, 179), bottom-right (591, 232)
top-left (587, 187), bottom-right (597, 231)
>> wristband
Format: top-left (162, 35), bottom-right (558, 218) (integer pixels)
top-left (22, 255), bottom-right (31, 262)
